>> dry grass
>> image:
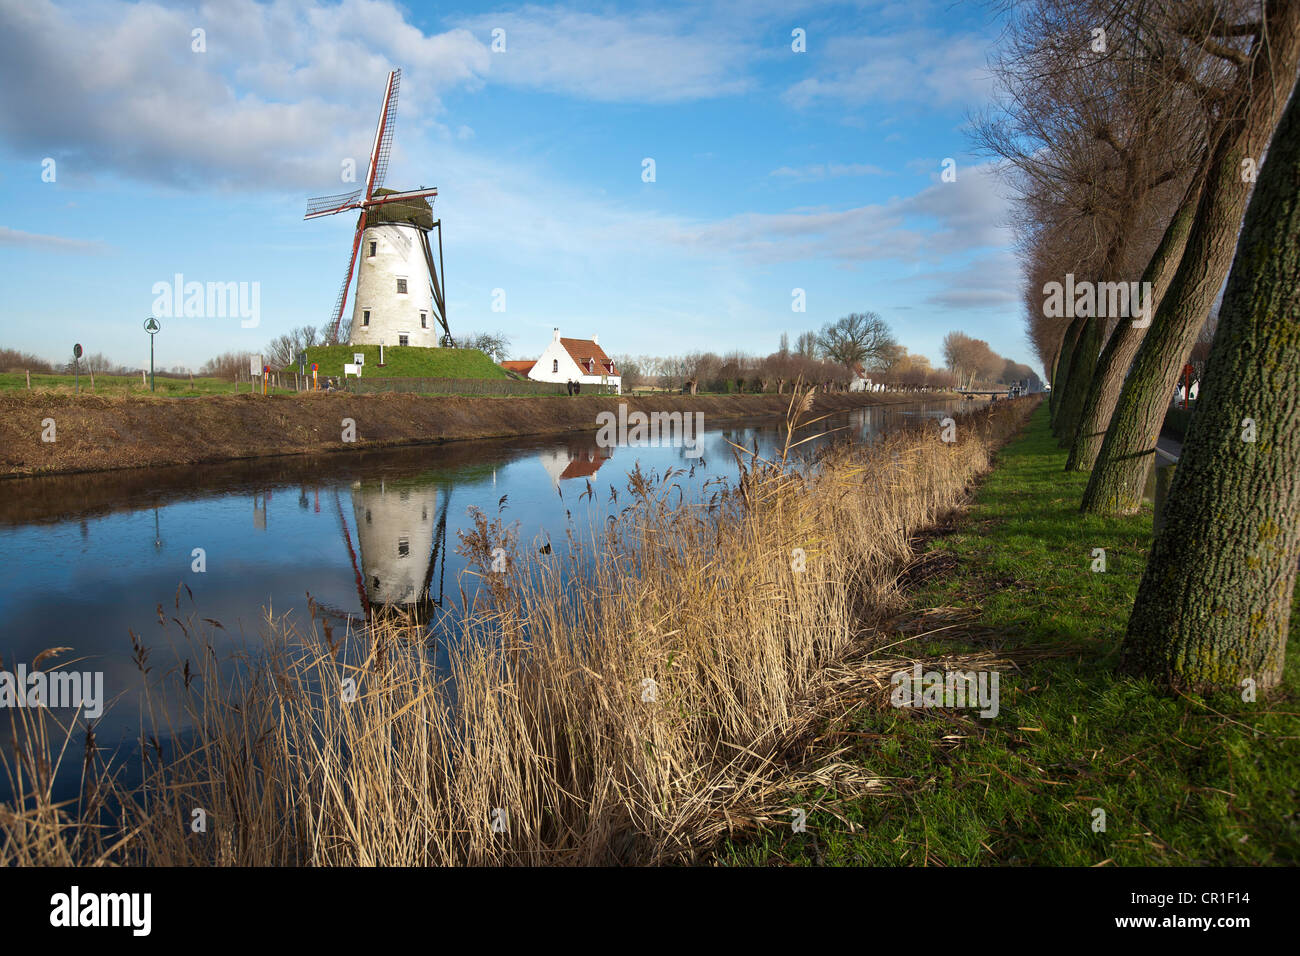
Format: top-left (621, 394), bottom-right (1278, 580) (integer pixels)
top-left (0, 395), bottom-right (1035, 866)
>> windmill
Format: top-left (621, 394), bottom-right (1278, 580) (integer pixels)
top-left (304, 69), bottom-right (453, 347)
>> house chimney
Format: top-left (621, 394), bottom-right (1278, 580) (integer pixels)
top-left (591, 334), bottom-right (599, 346)
top-left (553, 327), bottom-right (560, 342)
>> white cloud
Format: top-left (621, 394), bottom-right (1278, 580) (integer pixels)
top-left (0, 0), bottom-right (490, 190)
top-left (655, 162), bottom-right (1012, 266)
top-left (0, 225), bottom-right (109, 254)
top-left (783, 30), bottom-right (995, 110)
top-left (770, 162), bottom-right (890, 182)
top-left (458, 6), bottom-right (754, 102)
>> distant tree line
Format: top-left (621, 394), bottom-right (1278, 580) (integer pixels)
top-left (610, 313), bottom-right (1037, 395)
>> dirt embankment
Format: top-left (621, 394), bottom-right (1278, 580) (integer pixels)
top-left (0, 390), bottom-right (950, 478)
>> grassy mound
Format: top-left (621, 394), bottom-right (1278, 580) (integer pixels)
top-left (303, 345), bottom-right (509, 380)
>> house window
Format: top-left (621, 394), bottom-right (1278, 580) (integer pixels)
top-left (552, 359), bottom-right (559, 373)
top-left (362, 310), bottom-right (370, 327)
top-left (399, 334), bottom-right (409, 346)
top-left (398, 536), bottom-right (410, 558)
top-left (396, 278), bottom-right (407, 294)
top-left (368, 240), bottom-right (377, 257)
top-left (420, 311), bottom-right (428, 329)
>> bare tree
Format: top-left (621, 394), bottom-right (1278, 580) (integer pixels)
top-left (460, 330), bottom-right (512, 362)
top-left (817, 312), bottom-right (897, 377)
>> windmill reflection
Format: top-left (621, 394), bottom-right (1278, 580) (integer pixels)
top-left (340, 476), bottom-right (451, 622)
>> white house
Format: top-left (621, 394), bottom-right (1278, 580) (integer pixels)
top-left (849, 364), bottom-right (883, 392)
top-left (527, 329), bottom-right (621, 393)
top-left (538, 441), bottom-right (614, 489)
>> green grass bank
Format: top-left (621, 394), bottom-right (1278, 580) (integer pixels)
top-left (303, 345), bottom-right (508, 379)
top-left (720, 403), bottom-right (1298, 866)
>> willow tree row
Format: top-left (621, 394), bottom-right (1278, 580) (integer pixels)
top-left (979, 0), bottom-right (1300, 693)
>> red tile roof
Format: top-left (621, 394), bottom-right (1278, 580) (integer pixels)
top-left (501, 360), bottom-right (536, 375)
top-left (560, 457), bottom-right (606, 479)
top-left (560, 338), bottom-right (616, 375)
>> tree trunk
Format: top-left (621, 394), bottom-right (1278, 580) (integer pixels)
top-left (1047, 340), bottom-right (1064, 421)
top-left (1066, 172), bottom-right (1203, 471)
top-left (1054, 315), bottom-right (1095, 442)
top-left (1082, 9), bottom-right (1300, 514)
top-left (1050, 317), bottom-right (1083, 433)
top-left (1121, 84), bottom-right (1300, 692)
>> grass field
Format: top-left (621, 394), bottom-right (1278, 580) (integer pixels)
top-left (304, 344), bottom-right (509, 379)
top-left (719, 403), bottom-right (1299, 866)
top-left (0, 345), bottom-right (509, 396)
top-left (0, 371), bottom-right (293, 396)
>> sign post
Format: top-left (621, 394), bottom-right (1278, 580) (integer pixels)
top-left (311, 362), bottom-right (318, 390)
top-left (143, 318), bottom-right (160, 391)
top-left (72, 343), bottom-right (82, 394)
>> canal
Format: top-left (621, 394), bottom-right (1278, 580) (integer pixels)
top-left (0, 397), bottom-right (983, 798)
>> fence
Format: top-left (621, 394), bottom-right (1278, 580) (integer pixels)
top-left (341, 377), bottom-right (619, 397)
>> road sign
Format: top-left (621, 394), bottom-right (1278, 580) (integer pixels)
top-left (250, 354), bottom-right (262, 377)
top-left (353, 353), bottom-right (365, 366)
top-left (144, 317), bottom-right (159, 391)
top-left (73, 343), bottom-right (82, 358)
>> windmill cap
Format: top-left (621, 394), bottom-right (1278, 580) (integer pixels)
top-left (365, 188), bottom-right (434, 230)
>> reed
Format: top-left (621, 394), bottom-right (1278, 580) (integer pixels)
top-left (0, 396), bottom-right (1035, 865)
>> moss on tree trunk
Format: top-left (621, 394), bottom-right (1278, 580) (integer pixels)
top-left (1121, 84), bottom-right (1300, 693)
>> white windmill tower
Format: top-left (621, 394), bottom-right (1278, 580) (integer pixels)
top-left (304, 69), bottom-right (453, 347)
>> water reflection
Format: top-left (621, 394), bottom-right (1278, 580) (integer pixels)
top-left (349, 477), bottom-right (450, 615)
top-left (539, 437), bottom-right (615, 489)
top-left (0, 398), bottom-right (984, 799)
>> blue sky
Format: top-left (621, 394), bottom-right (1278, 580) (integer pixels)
top-left (0, 0), bottom-right (1034, 373)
